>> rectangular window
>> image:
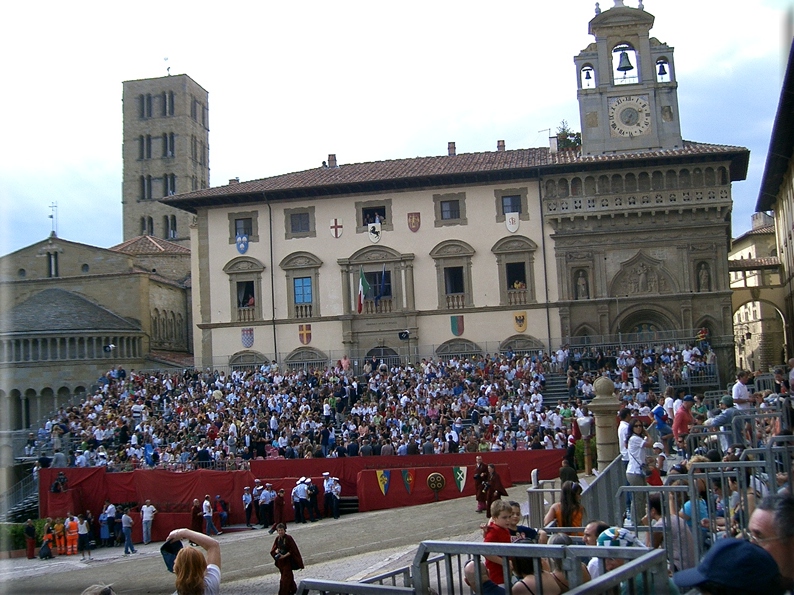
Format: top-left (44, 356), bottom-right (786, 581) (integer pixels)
top-left (294, 277), bottom-right (313, 304)
top-left (138, 136), bottom-right (144, 160)
top-left (47, 252), bottom-right (59, 278)
top-left (191, 136), bottom-right (197, 161)
top-left (145, 94), bottom-right (153, 118)
top-left (236, 281), bottom-right (255, 308)
top-left (145, 135), bottom-right (152, 159)
top-left (235, 218), bottom-right (253, 237)
top-left (168, 91), bottom-right (175, 116)
top-left (163, 133), bottom-right (175, 157)
top-left (502, 195), bottom-right (522, 214)
top-left (506, 262), bottom-right (527, 289)
top-left (441, 200), bottom-right (460, 220)
top-left (191, 96), bottom-right (197, 120)
top-left (140, 175), bottom-right (152, 200)
top-left (362, 206), bottom-right (386, 225)
top-left (164, 174), bottom-right (176, 197)
top-left (364, 270), bottom-right (392, 299)
top-left (290, 212), bottom-right (310, 234)
top-left (444, 266), bottom-right (464, 294)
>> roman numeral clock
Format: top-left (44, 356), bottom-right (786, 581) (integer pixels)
top-left (608, 95), bottom-right (651, 137)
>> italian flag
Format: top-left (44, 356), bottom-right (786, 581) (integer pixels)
top-left (357, 266), bottom-right (370, 314)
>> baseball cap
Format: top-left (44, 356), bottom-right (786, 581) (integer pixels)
top-left (683, 395), bottom-right (695, 402)
top-left (673, 539), bottom-right (782, 594)
top-left (721, 395), bottom-right (734, 407)
top-left (652, 442), bottom-right (663, 450)
top-left (597, 527), bottom-right (641, 548)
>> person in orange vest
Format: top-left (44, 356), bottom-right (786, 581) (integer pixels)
top-left (53, 517), bottom-right (66, 555)
top-left (65, 513), bottom-right (79, 555)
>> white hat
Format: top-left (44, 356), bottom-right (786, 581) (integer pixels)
top-left (322, 472), bottom-right (330, 476)
top-left (244, 486), bottom-right (250, 490)
top-left (255, 478), bottom-right (261, 483)
top-left (303, 477), bottom-right (311, 484)
top-left (331, 477), bottom-right (338, 481)
top-left (297, 476), bottom-right (306, 484)
top-left (652, 442), bottom-right (664, 450)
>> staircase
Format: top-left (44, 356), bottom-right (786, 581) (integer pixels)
top-left (0, 475), bottom-right (39, 523)
top-left (543, 373), bottom-right (570, 403)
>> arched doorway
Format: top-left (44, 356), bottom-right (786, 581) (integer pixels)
top-left (733, 299), bottom-right (787, 372)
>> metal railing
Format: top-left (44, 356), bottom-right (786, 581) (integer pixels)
top-left (0, 473), bottom-right (38, 522)
top-left (581, 455), bottom-right (626, 526)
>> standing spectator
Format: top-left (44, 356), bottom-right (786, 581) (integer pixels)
top-left (98, 505), bottom-right (111, 548)
top-left (269, 488), bottom-right (287, 534)
top-left (625, 419), bottom-right (653, 523)
top-left (24, 519), bottom-right (36, 559)
top-left (484, 464), bottom-right (508, 516)
top-left (473, 455), bottom-right (489, 513)
top-left (270, 523), bottom-right (304, 595)
top-left (672, 395), bottom-right (695, 457)
top-left (140, 499), bottom-right (157, 545)
top-left (214, 495), bottom-right (229, 528)
top-left (190, 499), bottom-right (203, 535)
top-left (167, 528), bottom-right (221, 595)
top-left (242, 487), bottom-right (254, 528)
top-left (202, 495), bottom-right (221, 536)
top-left (732, 370), bottom-right (754, 410)
top-left (122, 508), bottom-right (137, 555)
top-left (77, 514), bottom-right (92, 561)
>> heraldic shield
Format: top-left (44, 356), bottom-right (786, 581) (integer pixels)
top-left (368, 222), bottom-right (382, 243)
top-left (450, 315), bottom-right (464, 337)
top-left (514, 311), bottom-right (527, 333)
top-left (235, 234), bottom-right (249, 254)
top-left (407, 212), bottom-right (420, 232)
top-left (298, 324), bottom-right (312, 345)
top-left (505, 211), bottom-right (520, 233)
top-left (241, 327), bottom-right (254, 348)
top-left (330, 218), bottom-right (343, 239)
top-left (376, 470), bottom-right (390, 495)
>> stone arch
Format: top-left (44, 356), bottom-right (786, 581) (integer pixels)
top-left (598, 175), bottom-right (610, 194)
top-left (545, 180), bottom-right (556, 198)
top-left (624, 173), bottom-right (637, 192)
top-left (283, 347), bottom-right (329, 370)
top-left (228, 350), bottom-right (268, 370)
top-left (491, 236), bottom-right (539, 304)
top-left (693, 315), bottom-right (721, 338)
top-left (611, 174), bottom-right (623, 193)
top-left (665, 170), bottom-right (677, 189)
top-left (572, 323), bottom-right (600, 338)
top-left (429, 239), bottom-right (475, 259)
top-left (279, 251), bottom-right (323, 270)
top-left (558, 178), bottom-right (569, 198)
top-left (608, 251), bottom-right (679, 297)
top-left (222, 256), bottom-right (266, 274)
top-left (500, 334), bottom-right (545, 355)
top-left (365, 346), bottom-right (401, 367)
top-left (435, 338), bottom-right (483, 358)
top-left (612, 305), bottom-right (679, 336)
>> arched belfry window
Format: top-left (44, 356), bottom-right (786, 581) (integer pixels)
top-left (612, 43), bottom-right (639, 85)
top-left (656, 58), bottom-right (671, 83)
top-left (580, 65), bottom-right (596, 89)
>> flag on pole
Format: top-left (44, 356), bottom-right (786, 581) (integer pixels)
top-left (357, 266), bottom-right (371, 314)
top-left (375, 263), bottom-right (386, 306)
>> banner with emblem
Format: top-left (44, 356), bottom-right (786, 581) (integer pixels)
top-left (298, 324), bottom-right (311, 345)
top-left (235, 234), bottom-right (249, 254)
top-left (450, 315), bottom-right (464, 337)
top-left (514, 311), bottom-right (527, 333)
top-left (505, 211), bottom-right (520, 233)
top-left (241, 328), bottom-right (254, 348)
top-left (453, 466), bottom-right (467, 492)
top-left (330, 218), bottom-right (343, 239)
top-left (368, 222), bottom-right (382, 243)
top-left (401, 469), bottom-right (415, 494)
top-left (376, 470), bottom-right (390, 495)
top-left (407, 212), bottom-right (420, 232)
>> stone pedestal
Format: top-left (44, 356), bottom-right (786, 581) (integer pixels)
top-left (588, 376), bottom-right (623, 472)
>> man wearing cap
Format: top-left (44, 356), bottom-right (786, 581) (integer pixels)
top-left (704, 394), bottom-right (742, 449)
top-left (330, 477), bottom-right (341, 519)
top-left (258, 482), bottom-right (272, 529)
top-left (304, 477), bottom-right (319, 522)
top-left (672, 395), bottom-right (695, 457)
top-left (597, 527), bottom-right (678, 594)
top-left (673, 538), bottom-right (786, 594)
top-left (322, 472), bottom-right (334, 518)
top-left (252, 479), bottom-right (264, 526)
top-left (242, 486), bottom-right (254, 528)
top-left (293, 478), bottom-right (308, 523)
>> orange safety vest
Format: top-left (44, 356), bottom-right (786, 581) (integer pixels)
top-left (66, 519), bottom-right (78, 536)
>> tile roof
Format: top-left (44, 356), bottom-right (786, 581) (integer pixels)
top-left (111, 235), bottom-right (190, 255)
top-left (163, 141), bottom-right (749, 211)
top-left (728, 257), bottom-right (780, 271)
top-left (0, 289), bottom-right (141, 334)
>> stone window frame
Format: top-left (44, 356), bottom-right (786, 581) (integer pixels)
top-left (227, 211), bottom-right (259, 244)
top-left (433, 192), bottom-right (467, 227)
top-left (284, 206), bottom-right (317, 240)
top-left (340, 245), bottom-right (413, 313)
top-left (223, 256), bottom-right (265, 321)
top-left (279, 251), bottom-right (323, 319)
top-left (429, 239), bottom-right (475, 309)
top-left (355, 199), bottom-right (394, 233)
top-left (491, 236), bottom-right (538, 305)
top-left (494, 187), bottom-right (530, 223)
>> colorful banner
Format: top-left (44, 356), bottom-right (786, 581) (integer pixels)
top-left (453, 466), bottom-right (467, 492)
top-left (401, 469), bottom-right (415, 494)
top-left (451, 315), bottom-right (464, 336)
top-left (376, 470), bottom-right (391, 495)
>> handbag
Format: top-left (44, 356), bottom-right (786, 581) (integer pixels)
top-left (631, 452), bottom-right (650, 477)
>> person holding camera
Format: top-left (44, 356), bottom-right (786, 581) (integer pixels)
top-left (270, 523), bottom-right (304, 595)
top-left (625, 418), bottom-right (653, 523)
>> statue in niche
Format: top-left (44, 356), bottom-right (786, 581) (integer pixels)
top-left (698, 262), bottom-right (711, 292)
top-left (637, 263), bottom-right (649, 293)
top-left (575, 270), bottom-right (589, 299)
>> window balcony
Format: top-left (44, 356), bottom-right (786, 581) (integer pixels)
top-left (236, 307), bottom-right (256, 322)
top-left (445, 293), bottom-right (467, 309)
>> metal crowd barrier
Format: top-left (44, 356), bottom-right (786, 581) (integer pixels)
top-left (581, 455), bottom-right (626, 526)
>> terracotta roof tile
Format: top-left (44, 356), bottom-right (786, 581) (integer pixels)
top-left (728, 257), bottom-right (780, 270)
top-left (163, 141), bottom-right (749, 210)
top-left (111, 235), bottom-right (190, 255)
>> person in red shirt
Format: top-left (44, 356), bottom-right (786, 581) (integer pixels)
top-left (483, 500), bottom-right (513, 586)
top-left (673, 395), bottom-right (696, 456)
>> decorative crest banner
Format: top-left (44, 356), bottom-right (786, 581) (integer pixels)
top-left (376, 470), bottom-right (390, 495)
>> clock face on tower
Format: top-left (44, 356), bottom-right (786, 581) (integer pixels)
top-left (608, 95), bottom-right (652, 138)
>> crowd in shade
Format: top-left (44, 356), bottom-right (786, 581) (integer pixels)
top-left (30, 340), bottom-right (716, 474)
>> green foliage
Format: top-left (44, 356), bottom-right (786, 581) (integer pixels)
top-left (556, 120), bottom-right (582, 150)
top-left (574, 438), bottom-right (597, 472)
top-left (0, 518), bottom-right (53, 551)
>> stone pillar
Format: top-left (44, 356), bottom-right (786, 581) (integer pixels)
top-left (588, 376), bottom-right (623, 471)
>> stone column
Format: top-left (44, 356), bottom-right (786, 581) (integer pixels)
top-left (588, 376), bottom-right (623, 471)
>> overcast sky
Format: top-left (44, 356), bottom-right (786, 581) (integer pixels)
top-left (0, 0), bottom-right (791, 257)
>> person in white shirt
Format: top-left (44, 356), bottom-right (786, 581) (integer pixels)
top-left (732, 370), bottom-right (754, 410)
top-left (140, 499), bottom-right (157, 544)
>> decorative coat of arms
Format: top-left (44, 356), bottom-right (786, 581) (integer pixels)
top-left (376, 470), bottom-right (390, 495)
top-left (450, 315), bottom-right (464, 337)
top-left (298, 324), bottom-right (312, 345)
top-left (514, 311), bottom-right (527, 333)
top-left (330, 218), bottom-right (343, 239)
top-left (505, 212), bottom-right (520, 233)
top-left (235, 234), bottom-right (249, 254)
top-left (407, 212), bottom-right (421, 233)
top-left (402, 469), bottom-right (415, 494)
top-left (241, 327), bottom-right (254, 348)
top-left (368, 222), bottom-right (381, 243)
top-left (453, 466), bottom-right (467, 492)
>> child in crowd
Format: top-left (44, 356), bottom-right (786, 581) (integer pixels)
top-left (483, 500), bottom-right (513, 587)
top-left (645, 456), bottom-right (663, 486)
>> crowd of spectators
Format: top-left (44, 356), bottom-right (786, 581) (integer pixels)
top-left (28, 338), bottom-right (718, 474)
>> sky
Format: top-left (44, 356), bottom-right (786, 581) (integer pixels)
top-left (1, 0), bottom-right (791, 257)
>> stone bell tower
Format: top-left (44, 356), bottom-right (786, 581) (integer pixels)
top-left (574, 0), bottom-right (683, 155)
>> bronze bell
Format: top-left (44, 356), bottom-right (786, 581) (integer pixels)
top-left (657, 62), bottom-right (667, 76)
top-left (616, 50), bottom-right (634, 72)
top-left (584, 69), bottom-right (592, 80)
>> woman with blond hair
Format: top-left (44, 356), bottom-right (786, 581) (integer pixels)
top-left (166, 528), bottom-right (221, 595)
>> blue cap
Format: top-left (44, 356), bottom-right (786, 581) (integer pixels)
top-left (683, 395), bottom-right (695, 402)
top-left (673, 539), bottom-right (781, 593)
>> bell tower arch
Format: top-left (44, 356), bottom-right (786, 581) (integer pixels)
top-left (575, 1), bottom-right (683, 155)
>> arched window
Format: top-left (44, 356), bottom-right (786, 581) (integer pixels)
top-left (279, 252), bottom-right (323, 319)
top-left (651, 171), bottom-right (664, 190)
top-left (612, 42), bottom-right (639, 85)
top-left (638, 172), bottom-right (651, 192)
top-left (611, 174), bottom-right (624, 194)
top-left (570, 178), bottom-right (583, 197)
top-left (705, 167), bottom-right (716, 187)
top-left (665, 170), bottom-right (677, 189)
top-left (492, 236), bottom-right (538, 306)
top-left (580, 64), bottom-right (596, 89)
top-left (430, 240), bottom-right (475, 310)
top-left (679, 169), bottom-right (691, 188)
top-left (545, 180), bottom-right (556, 198)
top-left (584, 176), bottom-right (596, 196)
top-left (558, 179), bottom-right (569, 198)
top-left (655, 58), bottom-right (671, 83)
top-left (624, 173), bottom-right (637, 192)
top-left (598, 175), bottom-right (610, 194)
